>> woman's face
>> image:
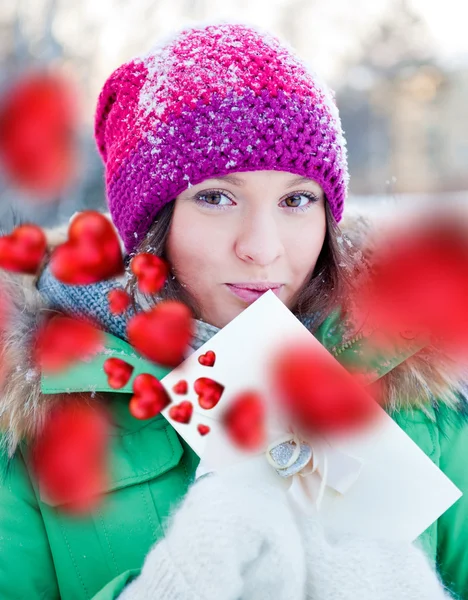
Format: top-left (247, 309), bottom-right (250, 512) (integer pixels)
top-left (166, 170), bottom-right (327, 328)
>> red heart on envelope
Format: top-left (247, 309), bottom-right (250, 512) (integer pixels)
top-left (172, 380), bottom-right (188, 395)
top-left (169, 401), bottom-right (193, 424)
top-left (194, 377), bottom-right (224, 410)
top-left (198, 351), bottom-right (216, 367)
top-left (197, 424), bottom-right (210, 436)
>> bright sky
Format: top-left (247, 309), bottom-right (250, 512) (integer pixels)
top-left (129, 0), bottom-right (468, 82)
top-left (15, 0), bottom-right (465, 111)
top-left (266, 0), bottom-right (468, 80)
top-left (410, 0), bottom-right (468, 57)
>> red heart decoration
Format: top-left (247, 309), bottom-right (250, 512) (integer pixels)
top-left (127, 300), bottom-right (193, 367)
top-left (194, 377), bottom-right (224, 410)
top-left (34, 316), bottom-right (105, 374)
top-left (351, 217), bottom-right (468, 355)
top-left (0, 224), bottom-right (46, 274)
top-left (198, 350), bottom-right (216, 367)
top-left (0, 72), bottom-right (78, 196)
top-left (30, 399), bottom-right (110, 513)
top-left (172, 379), bottom-right (188, 395)
top-left (108, 289), bottom-right (131, 315)
top-left (222, 391), bottom-right (266, 451)
top-left (169, 400), bottom-right (193, 424)
top-left (50, 211), bottom-right (124, 285)
top-left (271, 342), bottom-right (379, 435)
top-left (129, 373), bottom-right (171, 420)
top-left (197, 424), bottom-right (211, 436)
top-left (103, 357), bottom-right (134, 389)
top-left (131, 253), bottom-right (169, 295)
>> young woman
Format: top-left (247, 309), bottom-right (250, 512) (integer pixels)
top-left (0, 21), bottom-right (466, 600)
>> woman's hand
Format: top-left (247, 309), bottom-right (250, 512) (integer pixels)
top-left (301, 517), bottom-right (454, 600)
top-left (118, 473), bottom-right (306, 600)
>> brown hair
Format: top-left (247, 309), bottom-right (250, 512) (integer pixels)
top-left (125, 200), bottom-right (357, 333)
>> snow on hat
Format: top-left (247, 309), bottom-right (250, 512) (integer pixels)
top-left (94, 20), bottom-right (349, 254)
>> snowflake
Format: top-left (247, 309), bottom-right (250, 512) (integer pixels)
top-left (25, 368), bottom-right (37, 382)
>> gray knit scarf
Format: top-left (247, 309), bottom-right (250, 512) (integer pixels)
top-left (36, 262), bottom-right (320, 351)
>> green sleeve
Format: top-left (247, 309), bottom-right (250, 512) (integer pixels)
top-left (436, 408), bottom-right (468, 599)
top-left (0, 448), bottom-right (60, 600)
top-left (91, 570), bottom-right (140, 599)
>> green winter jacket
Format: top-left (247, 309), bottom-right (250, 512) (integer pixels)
top-left (0, 302), bottom-right (467, 599)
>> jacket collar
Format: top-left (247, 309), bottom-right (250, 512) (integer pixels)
top-left (40, 331), bottom-right (170, 396)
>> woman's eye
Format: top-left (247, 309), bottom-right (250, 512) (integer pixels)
top-left (193, 190), bottom-right (318, 210)
top-left (281, 193), bottom-right (317, 209)
top-left (196, 191), bottom-right (232, 206)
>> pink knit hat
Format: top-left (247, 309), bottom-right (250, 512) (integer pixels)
top-left (94, 21), bottom-right (349, 254)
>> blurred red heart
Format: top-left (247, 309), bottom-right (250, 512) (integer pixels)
top-left (194, 377), bottom-right (224, 410)
top-left (108, 289), bottom-right (131, 315)
top-left (172, 379), bottom-right (188, 395)
top-left (0, 72), bottom-right (78, 197)
top-left (271, 342), bottom-right (378, 435)
top-left (131, 253), bottom-right (169, 295)
top-left (0, 224), bottom-right (46, 274)
top-left (34, 316), bottom-right (104, 374)
top-left (197, 424), bottom-right (210, 436)
top-left (103, 357), bottom-right (134, 389)
top-left (127, 301), bottom-right (193, 367)
top-left (169, 400), bottom-right (193, 424)
top-left (50, 211), bottom-right (124, 285)
top-left (30, 399), bottom-right (110, 513)
top-left (198, 350), bottom-right (216, 367)
top-left (222, 391), bottom-right (266, 451)
top-left (129, 373), bottom-right (171, 420)
top-left (351, 218), bottom-right (468, 354)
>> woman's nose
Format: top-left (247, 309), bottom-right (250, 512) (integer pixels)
top-left (234, 212), bottom-right (284, 266)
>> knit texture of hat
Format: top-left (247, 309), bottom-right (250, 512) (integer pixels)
top-left (94, 21), bottom-right (349, 254)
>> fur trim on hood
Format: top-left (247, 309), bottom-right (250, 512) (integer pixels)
top-left (0, 211), bottom-right (467, 457)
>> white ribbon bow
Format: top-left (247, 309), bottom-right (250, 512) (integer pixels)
top-left (265, 433), bottom-right (363, 514)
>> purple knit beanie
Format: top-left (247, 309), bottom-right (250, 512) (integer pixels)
top-left (94, 21), bottom-right (349, 254)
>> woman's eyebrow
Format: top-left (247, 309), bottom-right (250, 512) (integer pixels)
top-left (206, 175), bottom-right (318, 188)
top-left (284, 176), bottom-right (318, 189)
top-left (207, 175), bottom-right (246, 186)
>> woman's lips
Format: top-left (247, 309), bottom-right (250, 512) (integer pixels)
top-left (225, 284), bottom-right (282, 304)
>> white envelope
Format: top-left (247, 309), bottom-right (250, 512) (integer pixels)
top-left (160, 291), bottom-right (462, 541)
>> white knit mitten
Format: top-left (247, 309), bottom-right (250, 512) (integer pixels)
top-left (302, 518), bottom-right (454, 600)
top-left (118, 474), bottom-right (306, 600)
